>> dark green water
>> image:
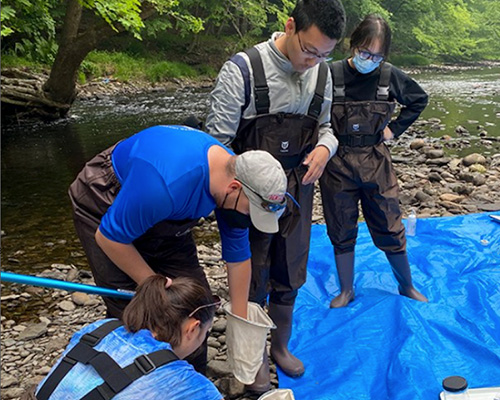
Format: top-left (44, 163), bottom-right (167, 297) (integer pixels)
top-left (1, 67), bottom-right (499, 282)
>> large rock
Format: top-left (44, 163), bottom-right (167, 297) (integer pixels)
top-left (58, 300), bottom-right (76, 311)
top-left (440, 193), bottom-right (464, 203)
top-left (462, 153), bottom-right (486, 166)
top-left (207, 360), bottom-right (233, 377)
top-left (212, 318), bottom-right (227, 333)
top-left (426, 149), bottom-right (445, 159)
top-left (410, 139), bottom-right (426, 150)
top-left (71, 292), bottom-right (91, 306)
top-left (215, 376), bottom-right (246, 399)
top-left (18, 322), bottom-right (48, 341)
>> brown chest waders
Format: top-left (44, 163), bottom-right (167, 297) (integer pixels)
top-left (230, 48), bottom-right (328, 384)
top-left (320, 61), bottom-right (428, 308)
top-left (68, 145), bottom-right (209, 374)
top-left (231, 47), bottom-right (327, 307)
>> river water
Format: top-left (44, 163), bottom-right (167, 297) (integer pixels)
top-left (1, 66), bottom-right (499, 285)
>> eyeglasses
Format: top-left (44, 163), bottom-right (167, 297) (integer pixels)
top-left (357, 49), bottom-right (384, 63)
top-left (297, 32), bottom-right (331, 60)
top-left (236, 179), bottom-right (287, 212)
top-left (188, 295), bottom-right (222, 318)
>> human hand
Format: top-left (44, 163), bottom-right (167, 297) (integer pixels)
top-left (383, 126), bottom-right (394, 141)
top-left (301, 145), bottom-right (330, 185)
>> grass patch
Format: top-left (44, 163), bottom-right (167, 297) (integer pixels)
top-left (389, 54), bottom-right (431, 67)
top-left (1, 54), bottom-right (49, 72)
top-left (80, 50), bottom-right (212, 83)
top-left (146, 61), bottom-right (197, 82)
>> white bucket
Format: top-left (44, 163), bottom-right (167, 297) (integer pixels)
top-left (224, 302), bottom-right (276, 384)
top-left (258, 389), bottom-right (295, 400)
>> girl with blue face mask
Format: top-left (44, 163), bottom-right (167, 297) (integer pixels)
top-left (320, 14), bottom-right (429, 309)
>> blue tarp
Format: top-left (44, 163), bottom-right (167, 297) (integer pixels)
top-left (277, 212), bottom-right (500, 399)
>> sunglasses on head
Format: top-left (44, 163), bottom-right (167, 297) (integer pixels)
top-left (188, 295), bottom-right (222, 318)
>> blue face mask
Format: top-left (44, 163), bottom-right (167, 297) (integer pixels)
top-left (352, 53), bottom-right (381, 74)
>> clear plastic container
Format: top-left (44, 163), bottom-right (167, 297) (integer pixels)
top-left (406, 209), bottom-right (417, 236)
top-left (442, 376), bottom-right (470, 400)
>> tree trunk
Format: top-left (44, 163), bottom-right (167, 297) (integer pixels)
top-left (1, 0), bottom-right (158, 120)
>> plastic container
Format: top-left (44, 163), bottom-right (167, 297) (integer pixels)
top-left (258, 389), bottom-right (295, 400)
top-left (406, 208), bottom-right (417, 236)
top-left (442, 376), bottom-right (471, 400)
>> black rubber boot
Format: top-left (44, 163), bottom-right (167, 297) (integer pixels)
top-left (268, 302), bottom-right (305, 377)
top-left (244, 349), bottom-right (271, 394)
top-left (330, 252), bottom-right (355, 308)
top-left (386, 252), bottom-right (428, 302)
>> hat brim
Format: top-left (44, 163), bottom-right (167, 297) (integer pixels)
top-left (243, 188), bottom-right (285, 234)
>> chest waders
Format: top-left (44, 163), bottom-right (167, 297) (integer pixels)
top-left (230, 48), bottom-right (327, 387)
top-left (320, 60), bottom-right (428, 308)
top-left (68, 146), bottom-right (209, 373)
top-left (36, 320), bottom-right (179, 400)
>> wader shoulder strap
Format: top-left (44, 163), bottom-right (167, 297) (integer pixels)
top-left (307, 61), bottom-right (328, 119)
top-left (376, 62), bottom-right (392, 101)
top-left (244, 47), bottom-right (270, 115)
top-left (229, 53), bottom-right (251, 114)
top-left (331, 61), bottom-right (345, 102)
top-left (36, 320), bottom-right (124, 400)
top-left (82, 349), bottom-right (179, 400)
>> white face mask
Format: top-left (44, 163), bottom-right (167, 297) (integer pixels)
top-left (352, 53), bottom-right (381, 74)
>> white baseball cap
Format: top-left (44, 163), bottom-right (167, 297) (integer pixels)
top-left (235, 150), bottom-right (288, 234)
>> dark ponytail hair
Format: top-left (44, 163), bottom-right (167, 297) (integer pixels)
top-left (350, 14), bottom-right (392, 59)
top-left (122, 275), bottom-right (215, 347)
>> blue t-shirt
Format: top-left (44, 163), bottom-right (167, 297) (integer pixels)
top-left (36, 319), bottom-right (222, 400)
top-left (99, 125), bottom-right (250, 263)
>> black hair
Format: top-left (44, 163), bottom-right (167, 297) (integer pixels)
top-left (291, 0), bottom-right (346, 40)
top-left (349, 14), bottom-right (392, 58)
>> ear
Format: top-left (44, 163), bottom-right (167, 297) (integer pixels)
top-left (285, 17), bottom-right (295, 36)
top-left (228, 180), bottom-right (242, 192)
top-left (184, 319), bottom-right (201, 341)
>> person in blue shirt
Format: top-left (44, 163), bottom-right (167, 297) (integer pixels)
top-left (35, 274), bottom-right (224, 400)
top-left (68, 125), bottom-right (288, 373)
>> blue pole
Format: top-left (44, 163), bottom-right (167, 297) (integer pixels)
top-left (0, 271), bottom-right (135, 300)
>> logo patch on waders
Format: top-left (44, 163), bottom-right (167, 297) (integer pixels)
top-left (352, 123), bottom-right (360, 132)
top-left (280, 141), bottom-right (289, 153)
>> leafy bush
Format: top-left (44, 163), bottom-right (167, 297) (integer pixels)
top-left (389, 54), bottom-right (431, 67)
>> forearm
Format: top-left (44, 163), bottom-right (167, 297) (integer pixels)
top-left (226, 258), bottom-right (251, 319)
top-left (95, 228), bottom-right (155, 284)
top-left (316, 124), bottom-right (338, 158)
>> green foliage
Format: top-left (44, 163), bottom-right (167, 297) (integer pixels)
top-left (1, 0), bottom-right (60, 62)
top-left (389, 54), bottom-right (430, 67)
top-left (79, 0), bottom-right (145, 39)
top-left (146, 61), bottom-right (197, 81)
top-left (78, 50), bottom-right (207, 82)
top-left (1, 6), bottom-right (16, 37)
top-left (2, 0), bottom-right (500, 76)
top-left (0, 54), bottom-right (45, 70)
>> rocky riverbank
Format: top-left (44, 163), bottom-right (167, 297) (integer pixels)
top-left (2, 122), bottom-right (499, 399)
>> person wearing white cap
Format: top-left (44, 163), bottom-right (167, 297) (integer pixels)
top-left (68, 124), bottom-right (287, 375)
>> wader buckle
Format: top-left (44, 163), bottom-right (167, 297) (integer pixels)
top-left (349, 135), bottom-right (365, 147)
top-left (135, 354), bottom-right (156, 375)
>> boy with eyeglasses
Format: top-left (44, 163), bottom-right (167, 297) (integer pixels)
top-left (205, 0), bottom-right (346, 392)
top-left (320, 14), bottom-right (429, 308)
